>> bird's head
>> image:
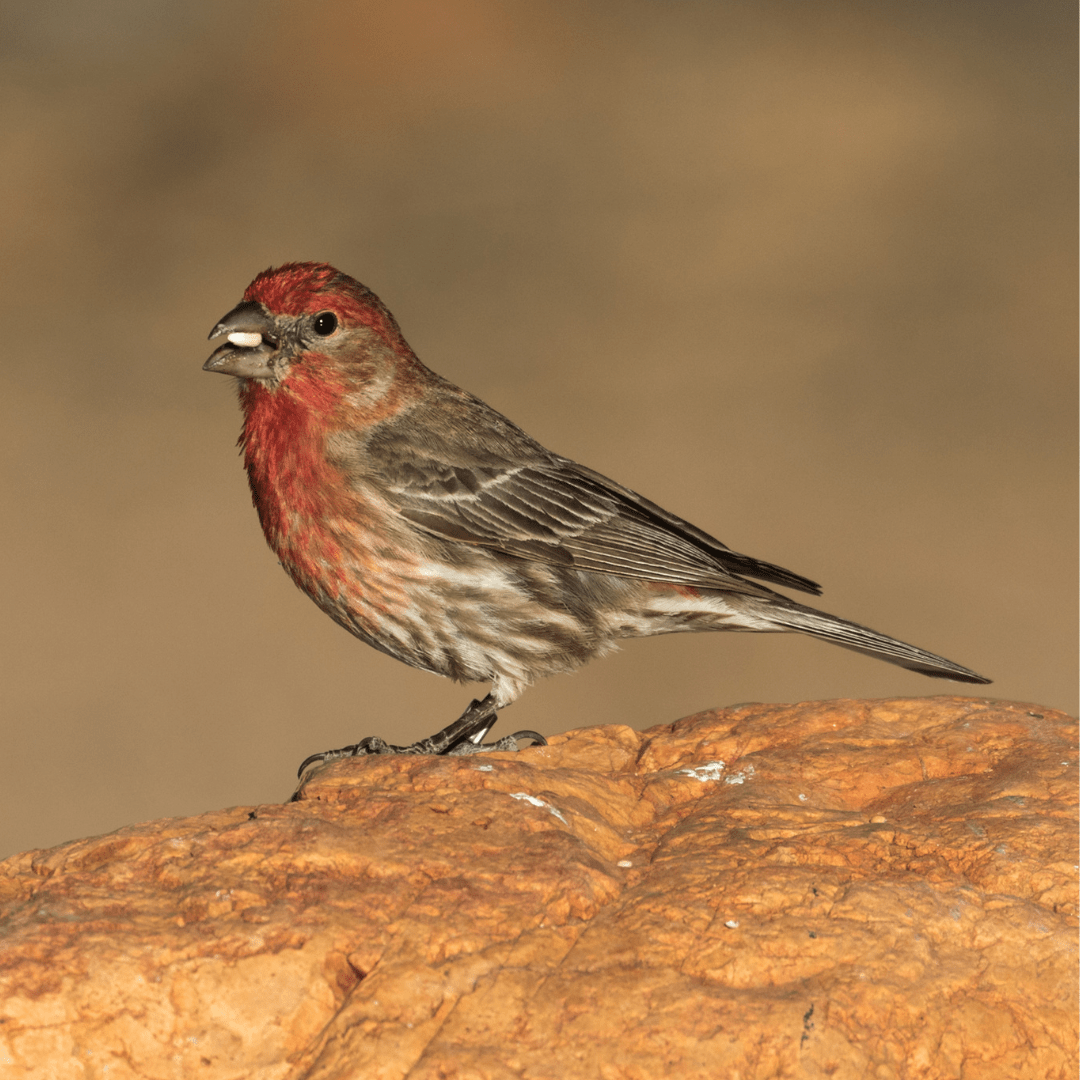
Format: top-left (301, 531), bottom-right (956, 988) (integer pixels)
top-left (204, 262), bottom-right (412, 392)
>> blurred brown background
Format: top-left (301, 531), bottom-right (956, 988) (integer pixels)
top-left (0, 0), bottom-right (1074, 859)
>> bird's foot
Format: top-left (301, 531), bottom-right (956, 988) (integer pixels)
top-left (295, 695), bottom-right (546, 778)
top-left (443, 730), bottom-right (547, 755)
top-left (295, 729), bottom-right (546, 774)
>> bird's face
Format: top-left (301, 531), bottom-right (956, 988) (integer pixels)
top-left (204, 299), bottom-right (346, 386)
top-left (203, 262), bottom-right (410, 392)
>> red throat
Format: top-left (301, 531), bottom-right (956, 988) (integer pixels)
top-left (237, 363), bottom-right (355, 579)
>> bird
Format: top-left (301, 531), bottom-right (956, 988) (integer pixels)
top-left (204, 262), bottom-right (989, 775)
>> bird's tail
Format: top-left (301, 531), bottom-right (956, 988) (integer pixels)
top-left (741, 597), bottom-right (990, 684)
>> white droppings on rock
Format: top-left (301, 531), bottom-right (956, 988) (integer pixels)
top-left (676, 761), bottom-right (726, 782)
top-left (508, 792), bottom-right (567, 824)
top-left (724, 764), bottom-right (756, 785)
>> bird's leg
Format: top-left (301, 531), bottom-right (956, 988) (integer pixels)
top-left (295, 694), bottom-right (547, 777)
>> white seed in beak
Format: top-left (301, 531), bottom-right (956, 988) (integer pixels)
top-left (227, 332), bottom-right (263, 348)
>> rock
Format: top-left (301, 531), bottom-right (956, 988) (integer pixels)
top-left (0, 696), bottom-right (1075, 1079)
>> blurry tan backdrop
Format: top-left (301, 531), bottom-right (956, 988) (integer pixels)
top-left (0, 0), bottom-right (1074, 858)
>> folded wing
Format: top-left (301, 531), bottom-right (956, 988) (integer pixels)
top-left (365, 397), bottom-right (821, 597)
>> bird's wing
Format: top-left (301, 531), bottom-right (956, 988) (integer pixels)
top-left (364, 397), bottom-right (821, 596)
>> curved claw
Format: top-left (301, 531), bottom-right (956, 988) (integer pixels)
top-left (296, 737), bottom-right (386, 777)
top-left (506, 730), bottom-right (547, 746)
top-left (297, 750), bottom-right (330, 777)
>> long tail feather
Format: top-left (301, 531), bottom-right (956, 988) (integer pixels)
top-left (753, 599), bottom-right (991, 684)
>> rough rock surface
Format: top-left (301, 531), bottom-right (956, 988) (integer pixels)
top-left (0, 696), bottom-right (1076, 1079)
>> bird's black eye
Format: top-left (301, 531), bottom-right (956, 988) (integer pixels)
top-left (312, 311), bottom-right (338, 336)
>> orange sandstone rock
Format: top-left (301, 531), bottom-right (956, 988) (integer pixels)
top-left (0, 697), bottom-right (1075, 1079)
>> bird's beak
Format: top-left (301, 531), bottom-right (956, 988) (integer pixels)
top-left (204, 301), bottom-right (279, 379)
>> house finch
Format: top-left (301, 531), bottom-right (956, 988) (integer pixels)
top-left (204, 262), bottom-right (989, 774)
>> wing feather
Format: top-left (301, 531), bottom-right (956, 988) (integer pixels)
top-left (363, 393), bottom-right (821, 596)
